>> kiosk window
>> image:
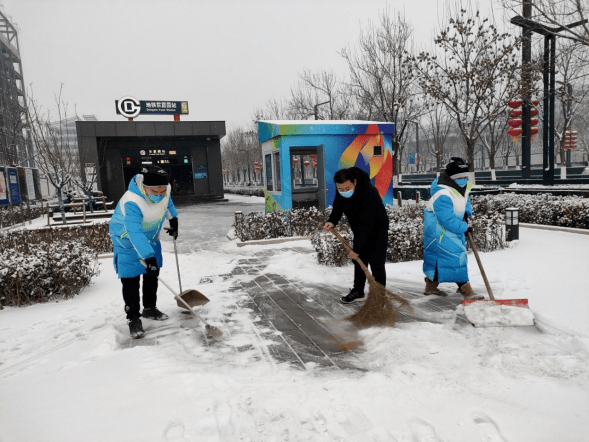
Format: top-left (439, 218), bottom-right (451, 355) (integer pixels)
top-left (265, 154), bottom-right (273, 191)
top-left (273, 152), bottom-right (281, 192)
top-left (373, 145), bottom-right (383, 156)
top-left (292, 154), bottom-right (318, 190)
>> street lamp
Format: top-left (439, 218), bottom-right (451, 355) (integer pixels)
top-left (313, 100), bottom-right (331, 120)
top-left (406, 121), bottom-right (420, 172)
top-left (511, 14), bottom-right (587, 185)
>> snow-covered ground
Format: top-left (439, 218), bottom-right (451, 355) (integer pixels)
top-left (1, 195), bottom-right (588, 441)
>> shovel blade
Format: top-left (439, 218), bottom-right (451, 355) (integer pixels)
top-left (461, 299), bottom-right (534, 327)
top-left (176, 289), bottom-right (210, 309)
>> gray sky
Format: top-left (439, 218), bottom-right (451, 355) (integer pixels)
top-left (4, 0), bottom-right (496, 132)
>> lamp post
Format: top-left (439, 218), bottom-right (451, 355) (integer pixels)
top-left (406, 121), bottom-right (420, 172)
top-left (511, 14), bottom-right (587, 185)
top-left (313, 100), bottom-right (331, 120)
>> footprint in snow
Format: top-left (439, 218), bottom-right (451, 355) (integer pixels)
top-left (406, 416), bottom-right (442, 442)
top-left (471, 412), bottom-right (507, 442)
top-left (162, 419), bottom-right (186, 441)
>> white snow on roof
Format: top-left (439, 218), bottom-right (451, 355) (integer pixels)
top-left (259, 120), bottom-right (393, 125)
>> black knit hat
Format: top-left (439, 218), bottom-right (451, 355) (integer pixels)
top-left (141, 165), bottom-right (169, 186)
top-left (446, 157), bottom-right (469, 180)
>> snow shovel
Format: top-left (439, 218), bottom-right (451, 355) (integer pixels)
top-left (166, 230), bottom-right (210, 309)
top-left (140, 261), bottom-right (222, 337)
top-left (461, 231), bottom-right (535, 327)
top-left (172, 237), bottom-right (210, 309)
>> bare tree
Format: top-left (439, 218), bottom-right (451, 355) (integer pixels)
top-left (221, 126), bottom-right (262, 185)
top-left (413, 4), bottom-right (527, 178)
top-left (288, 70), bottom-right (364, 120)
top-left (550, 41), bottom-right (589, 165)
top-left (26, 85), bottom-right (79, 223)
top-left (421, 105), bottom-right (455, 172)
top-left (340, 9), bottom-right (426, 175)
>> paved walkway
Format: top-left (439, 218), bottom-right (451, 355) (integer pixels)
top-left (159, 197), bottom-right (473, 370)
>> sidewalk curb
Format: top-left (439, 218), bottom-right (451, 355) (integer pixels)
top-left (235, 236), bottom-right (310, 247)
top-left (520, 223), bottom-right (589, 235)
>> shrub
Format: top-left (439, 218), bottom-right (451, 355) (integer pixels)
top-left (0, 202), bottom-right (45, 228)
top-left (0, 223), bottom-right (111, 308)
top-left (223, 185), bottom-right (264, 197)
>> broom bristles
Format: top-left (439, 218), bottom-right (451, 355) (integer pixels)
top-left (348, 277), bottom-right (413, 327)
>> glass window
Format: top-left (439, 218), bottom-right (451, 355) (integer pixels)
top-left (265, 154), bottom-right (273, 191)
top-left (373, 145), bottom-right (383, 156)
top-left (291, 154), bottom-right (318, 190)
top-left (273, 152), bottom-right (281, 192)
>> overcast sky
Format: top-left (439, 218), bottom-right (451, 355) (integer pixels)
top-left (3, 0), bottom-right (502, 132)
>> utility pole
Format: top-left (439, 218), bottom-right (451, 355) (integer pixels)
top-left (521, 0), bottom-right (532, 179)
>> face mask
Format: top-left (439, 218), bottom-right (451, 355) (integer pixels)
top-left (339, 189), bottom-right (354, 198)
top-left (455, 178), bottom-right (468, 188)
top-left (148, 194), bottom-right (165, 203)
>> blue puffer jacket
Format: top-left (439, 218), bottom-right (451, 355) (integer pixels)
top-left (422, 173), bottom-right (473, 283)
top-left (109, 174), bottom-right (178, 279)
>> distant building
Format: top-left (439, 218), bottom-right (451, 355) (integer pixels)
top-left (50, 115), bottom-right (98, 160)
top-left (0, 8), bottom-right (32, 167)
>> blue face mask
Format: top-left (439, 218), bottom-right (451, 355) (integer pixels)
top-left (148, 194), bottom-right (165, 203)
top-left (455, 178), bottom-right (468, 188)
top-left (339, 189), bottom-right (354, 198)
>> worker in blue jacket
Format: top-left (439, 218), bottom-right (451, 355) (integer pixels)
top-left (422, 157), bottom-right (484, 300)
top-left (109, 166), bottom-right (179, 339)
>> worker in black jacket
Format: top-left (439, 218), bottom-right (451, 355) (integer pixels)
top-left (323, 167), bottom-right (389, 304)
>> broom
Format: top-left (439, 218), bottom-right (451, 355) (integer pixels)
top-left (330, 229), bottom-right (412, 327)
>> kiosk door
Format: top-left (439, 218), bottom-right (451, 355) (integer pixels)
top-left (290, 146), bottom-right (324, 209)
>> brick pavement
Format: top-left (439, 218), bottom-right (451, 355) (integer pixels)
top-left (153, 199), bottom-right (473, 370)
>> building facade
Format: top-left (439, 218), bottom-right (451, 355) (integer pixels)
top-left (0, 9), bottom-right (32, 168)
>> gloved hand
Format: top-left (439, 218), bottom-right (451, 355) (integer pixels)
top-left (167, 217), bottom-right (178, 240)
top-left (144, 257), bottom-right (159, 274)
top-left (465, 226), bottom-right (473, 237)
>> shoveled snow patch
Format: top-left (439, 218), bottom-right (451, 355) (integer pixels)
top-left (462, 301), bottom-right (536, 327)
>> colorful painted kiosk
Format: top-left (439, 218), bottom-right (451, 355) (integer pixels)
top-left (258, 120), bottom-right (395, 213)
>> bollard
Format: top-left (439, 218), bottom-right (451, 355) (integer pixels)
top-left (415, 191), bottom-right (420, 203)
top-left (396, 191), bottom-right (402, 207)
top-left (505, 207), bottom-right (519, 241)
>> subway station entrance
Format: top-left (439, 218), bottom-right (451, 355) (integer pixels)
top-left (76, 121), bottom-right (226, 205)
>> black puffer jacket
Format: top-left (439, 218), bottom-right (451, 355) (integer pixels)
top-left (327, 167), bottom-right (389, 254)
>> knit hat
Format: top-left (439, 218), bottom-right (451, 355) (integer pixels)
top-left (141, 165), bottom-right (169, 186)
top-left (446, 157), bottom-right (469, 180)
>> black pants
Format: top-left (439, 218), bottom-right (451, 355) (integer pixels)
top-left (353, 245), bottom-right (387, 292)
top-left (121, 270), bottom-right (159, 320)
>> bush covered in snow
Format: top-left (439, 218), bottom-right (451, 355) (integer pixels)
top-left (223, 185), bottom-right (264, 197)
top-left (234, 192), bottom-right (587, 267)
top-left (235, 206), bottom-right (329, 241)
top-left (0, 223), bottom-right (111, 308)
top-left (0, 203), bottom-right (45, 228)
top-left (473, 193), bottom-right (589, 229)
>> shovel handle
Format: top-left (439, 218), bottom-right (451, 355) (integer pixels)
top-left (466, 232), bottom-right (495, 300)
top-left (329, 228), bottom-right (372, 280)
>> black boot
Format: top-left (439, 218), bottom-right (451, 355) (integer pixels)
top-left (340, 288), bottom-right (366, 304)
top-left (128, 317), bottom-right (144, 339)
top-left (141, 307), bottom-right (169, 321)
